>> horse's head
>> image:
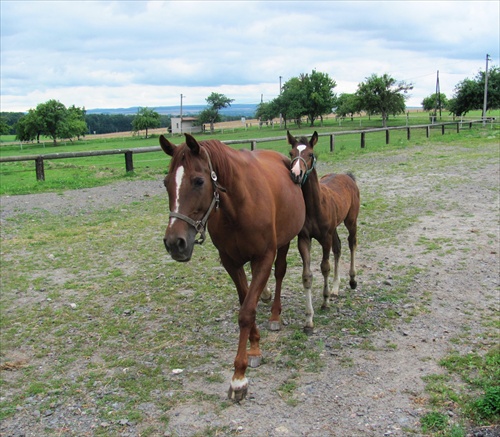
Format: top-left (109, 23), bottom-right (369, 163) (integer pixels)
top-left (160, 133), bottom-right (220, 262)
top-left (288, 130), bottom-right (318, 185)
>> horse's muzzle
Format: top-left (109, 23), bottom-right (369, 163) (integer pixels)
top-left (290, 170), bottom-right (303, 185)
top-left (163, 233), bottom-right (194, 262)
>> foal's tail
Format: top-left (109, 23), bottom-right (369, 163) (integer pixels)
top-left (346, 172), bottom-right (356, 182)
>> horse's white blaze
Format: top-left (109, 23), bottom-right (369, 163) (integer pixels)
top-left (170, 165), bottom-right (185, 224)
top-left (291, 144), bottom-right (307, 177)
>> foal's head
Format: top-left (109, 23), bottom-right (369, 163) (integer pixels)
top-left (288, 130), bottom-right (319, 185)
top-left (160, 134), bottom-right (218, 261)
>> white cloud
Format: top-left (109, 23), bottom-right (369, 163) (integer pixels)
top-left (1, 0), bottom-right (498, 112)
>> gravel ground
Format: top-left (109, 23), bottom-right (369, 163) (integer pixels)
top-left (1, 141), bottom-right (499, 437)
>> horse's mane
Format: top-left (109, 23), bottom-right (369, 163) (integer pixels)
top-left (170, 139), bottom-right (237, 189)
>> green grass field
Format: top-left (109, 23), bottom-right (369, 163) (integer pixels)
top-left (1, 109), bottom-right (496, 196)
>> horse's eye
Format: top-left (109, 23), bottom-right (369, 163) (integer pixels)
top-left (194, 177), bottom-right (204, 188)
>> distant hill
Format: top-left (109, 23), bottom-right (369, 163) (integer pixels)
top-left (86, 103), bottom-right (258, 117)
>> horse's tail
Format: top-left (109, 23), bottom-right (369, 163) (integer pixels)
top-left (346, 171), bottom-right (356, 182)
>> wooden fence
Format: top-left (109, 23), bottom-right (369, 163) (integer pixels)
top-left (0, 121), bottom-right (486, 181)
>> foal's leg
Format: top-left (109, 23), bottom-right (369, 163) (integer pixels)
top-left (269, 243), bottom-right (290, 331)
top-left (328, 230), bottom-right (341, 301)
top-left (346, 220), bottom-right (358, 289)
top-left (298, 235), bottom-right (314, 334)
top-left (320, 237), bottom-right (333, 309)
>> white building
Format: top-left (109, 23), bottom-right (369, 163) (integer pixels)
top-left (170, 117), bottom-right (202, 134)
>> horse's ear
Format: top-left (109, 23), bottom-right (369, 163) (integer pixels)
top-left (310, 131), bottom-right (319, 147)
top-left (184, 133), bottom-right (200, 155)
top-left (287, 130), bottom-right (297, 147)
top-left (159, 134), bottom-right (176, 156)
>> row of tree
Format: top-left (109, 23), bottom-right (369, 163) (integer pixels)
top-left (1, 65), bottom-right (498, 143)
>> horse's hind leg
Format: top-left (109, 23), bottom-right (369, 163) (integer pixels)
top-left (268, 243), bottom-right (289, 331)
top-left (298, 235), bottom-right (314, 334)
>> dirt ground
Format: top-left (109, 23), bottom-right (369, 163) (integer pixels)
top-left (0, 139), bottom-right (499, 437)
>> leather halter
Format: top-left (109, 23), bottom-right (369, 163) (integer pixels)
top-left (291, 152), bottom-right (316, 186)
top-left (168, 147), bottom-right (226, 245)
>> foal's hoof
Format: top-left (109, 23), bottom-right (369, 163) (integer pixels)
top-left (228, 385), bottom-right (248, 402)
top-left (350, 279), bottom-right (357, 289)
top-left (303, 326), bottom-right (315, 335)
top-left (269, 320), bottom-right (281, 331)
top-left (248, 355), bottom-right (262, 368)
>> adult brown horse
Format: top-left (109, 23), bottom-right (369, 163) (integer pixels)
top-left (288, 131), bottom-right (360, 333)
top-left (160, 133), bottom-right (305, 401)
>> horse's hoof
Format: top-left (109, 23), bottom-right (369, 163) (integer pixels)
top-left (269, 320), bottom-right (281, 331)
top-left (350, 279), bottom-right (357, 289)
top-left (228, 385), bottom-right (248, 402)
top-left (260, 288), bottom-right (272, 303)
top-left (303, 326), bottom-right (315, 335)
top-left (321, 303), bottom-right (330, 311)
top-left (248, 354), bottom-right (262, 368)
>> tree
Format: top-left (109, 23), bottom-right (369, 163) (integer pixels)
top-left (36, 100), bottom-right (68, 145)
top-left (335, 93), bottom-right (362, 120)
top-left (356, 74), bottom-right (413, 127)
top-left (0, 117), bottom-right (10, 135)
top-left (274, 70), bottom-right (337, 127)
top-left (132, 107), bottom-right (160, 138)
top-left (449, 66), bottom-right (499, 116)
top-left (255, 101), bottom-right (280, 125)
top-left (59, 105), bottom-right (87, 140)
top-left (198, 93), bottom-right (234, 133)
top-left (302, 70), bottom-right (337, 126)
top-left (421, 93), bottom-right (448, 117)
top-left (16, 108), bottom-right (44, 143)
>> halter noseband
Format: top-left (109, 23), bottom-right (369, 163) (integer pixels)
top-left (291, 152), bottom-right (316, 186)
top-left (168, 147), bottom-right (226, 245)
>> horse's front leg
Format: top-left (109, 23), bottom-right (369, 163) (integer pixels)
top-left (268, 243), bottom-right (290, 331)
top-left (298, 234), bottom-right (314, 334)
top-left (224, 254), bottom-right (273, 401)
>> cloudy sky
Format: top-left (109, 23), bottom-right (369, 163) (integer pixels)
top-left (1, 1), bottom-right (498, 112)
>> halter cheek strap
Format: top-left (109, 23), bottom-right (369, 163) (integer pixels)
top-left (169, 148), bottom-right (226, 245)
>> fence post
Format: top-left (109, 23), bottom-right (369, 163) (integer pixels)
top-left (407, 127), bottom-right (411, 141)
top-left (426, 126), bottom-right (430, 138)
top-left (441, 125), bottom-right (445, 135)
top-left (35, 157), bottom-right (45, 181)
top-left (330, 135), bottom-right (335, 152)
top-left (125, 151), bottom-right (134, 172)
top-left (385, 129), bottom-right (390, 144)
top-left (456, 123), bottom-right (460, 133)
top-left (251, 141), bottom-right (256, 151)
top-left (360, 132), bottom-right (365, 148)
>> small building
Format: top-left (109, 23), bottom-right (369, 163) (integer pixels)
top-left (170, 117), bottom-right (202, 134)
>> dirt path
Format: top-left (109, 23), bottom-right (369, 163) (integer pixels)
top-left (1, 140), bottom-right (498, 436)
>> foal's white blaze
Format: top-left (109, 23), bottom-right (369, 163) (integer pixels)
top-left (291, 144), bottom-right (307, 177)
top-left (170, 165), bottom-right (185, 224)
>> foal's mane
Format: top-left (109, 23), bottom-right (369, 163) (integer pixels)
top-left (298, 136), bottom-right (311, 146)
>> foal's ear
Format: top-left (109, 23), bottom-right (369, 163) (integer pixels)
top-left (287, 130), bottom-right (297, 147)
top-left (310, 131), bottom-right (319, 147)
top-left (159, 134), bottom-right (176, 156)
top-left (184, 133), bottom-right (201, 155)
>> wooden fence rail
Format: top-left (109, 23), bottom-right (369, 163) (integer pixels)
top-left (0, 121), bottom-right (485, 181)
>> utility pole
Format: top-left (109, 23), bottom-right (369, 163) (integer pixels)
top-left (482, 54), bottom-right (491, 126)
top-left (279, 76), bottom-right (283, 129)
top-left (435, 70), bottom-right (441, 120)
top-left (180, 94), bottom-right (184, 133)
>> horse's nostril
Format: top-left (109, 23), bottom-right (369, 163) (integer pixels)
top-left (176, 237), bottom-right (186, 251)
